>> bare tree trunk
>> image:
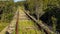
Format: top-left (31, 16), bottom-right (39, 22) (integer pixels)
top-left (35, 0), bottom-right (40, 21)
top-left (35, 0), bottom-right (44, 21)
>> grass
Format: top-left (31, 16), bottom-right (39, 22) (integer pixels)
top-left (0, 22), bottom-right (9, 32)
top-left (12, 20), bottom-right (44, 34)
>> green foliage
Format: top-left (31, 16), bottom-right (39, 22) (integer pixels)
top-left (26, 0), bottom-right (60, 13)
top-left (0, 1), bottom-right (16, 23)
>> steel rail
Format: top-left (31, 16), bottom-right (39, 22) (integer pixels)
top-left (15, 11), bottom-right (19, 34)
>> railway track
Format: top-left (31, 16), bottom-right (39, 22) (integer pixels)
top-left (16, 8), bottom-right (42, 34)
top-left (0, 7), bottom-right (60, 34)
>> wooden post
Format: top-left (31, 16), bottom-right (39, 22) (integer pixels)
top-left (15, 11), bottom-right (19, 34)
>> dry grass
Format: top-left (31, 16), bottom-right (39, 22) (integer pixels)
top-left (0, 22), bottom-right (9, 32)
